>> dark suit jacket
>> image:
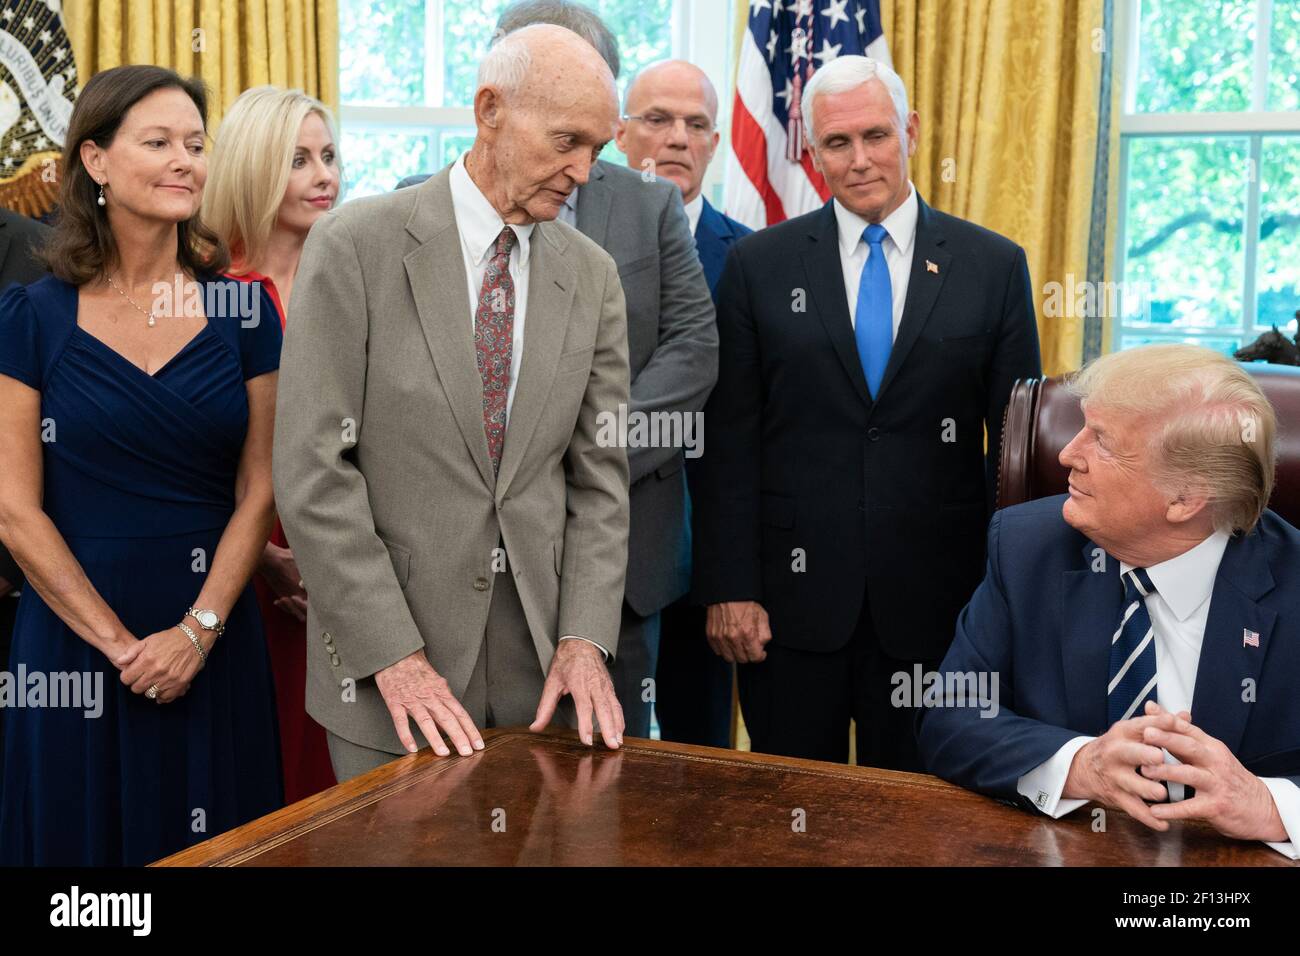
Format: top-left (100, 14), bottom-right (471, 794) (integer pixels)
top-left (398, 163), bottom-right (718, 618)
top-left (694, 198), bottom-right (752, 296)
top-left (0, 209), bottom-right (50, 587)
top-left (0, 208), bottom-right (49, 290)
top-left (917, 494), bottom-right (1300, 809)
top-left (692, 195), bottom-right (1041, 660)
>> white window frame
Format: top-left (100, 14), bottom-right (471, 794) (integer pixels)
top-left (1114, 0), bottom-right (1300, 350)
top-left (339, 0), bottom-right (735, 202)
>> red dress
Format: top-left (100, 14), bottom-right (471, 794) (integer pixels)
top-left (227, 266), bottom-right (337, 803)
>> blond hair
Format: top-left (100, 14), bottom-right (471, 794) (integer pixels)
top-left (202, 86), bottom-right (339, 270)
top-left (1066, 344), bottom-right (1277, 535)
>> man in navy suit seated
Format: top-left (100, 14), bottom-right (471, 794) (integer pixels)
top-left (918, 344), bottom-right (1300, 857)
top-left (613, 58), bottom-right (752, 748)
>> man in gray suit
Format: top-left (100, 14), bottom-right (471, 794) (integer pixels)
top-left (275, 24), bottom-right (631, 781)
top-left (397, 0), bottom-right (718, 738)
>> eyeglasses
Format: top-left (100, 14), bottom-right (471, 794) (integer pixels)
top-left (624, 112), bottom-right (715, 139)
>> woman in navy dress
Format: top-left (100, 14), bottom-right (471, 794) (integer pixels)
top-left (0, 66), bottom-right (283, 865)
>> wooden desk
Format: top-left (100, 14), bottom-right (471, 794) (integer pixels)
top-left (154, 730), bottom-right (1292, 866)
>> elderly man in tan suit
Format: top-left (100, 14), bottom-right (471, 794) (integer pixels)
top-left (274, 24), bottom-right (630, 781)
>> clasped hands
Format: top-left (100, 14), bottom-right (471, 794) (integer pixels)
top-left (1063, 700), bottom-right (1287, 842)
top-left (112, 621), bottom-right (212, 704)
top-left (374, 637), bottom-right (624, 758)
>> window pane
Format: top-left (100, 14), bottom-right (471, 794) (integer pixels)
top-left (1121, 335), bottom-right (1242, 357)
top-left (1255, 136), bottom-right (1300, 333)
top-left (1122, 137), bottom-right (1248, 331)
top-left (439, 129), bottom-right (475, 167)
top-left (442, 0), bottom-right (511, 109)
top-left (1270, 1), bottom-right (1300, 111)
top-left (1133, 0), bottom-right (1255, 113)
top-left (441, 0), bottom-right (675, 108)
top-left (339, 0), bottom-right (426, 106)
top-left (340, 127), bottom-right (434, 200)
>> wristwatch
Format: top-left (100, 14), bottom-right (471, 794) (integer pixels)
top-left (186, 607), bottom-right (226, 639)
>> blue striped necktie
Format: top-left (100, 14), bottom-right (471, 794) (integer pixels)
top-left (854, 223), bottom-right (892, 398)
top-left (1108, 567), bottom-right (1159, 726)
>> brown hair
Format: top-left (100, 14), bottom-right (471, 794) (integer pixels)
top-left (37, 65), bottom-right (229, 284)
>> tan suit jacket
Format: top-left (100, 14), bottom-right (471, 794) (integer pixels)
top-left (273, 167), bottom-right (630, 754)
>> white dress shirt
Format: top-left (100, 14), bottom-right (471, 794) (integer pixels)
top-left (683, 193), bottom-right (704, 236)
top-left (450, 155), bottom-right (609, 661)
top-left (449, 153), bottom-right (535, 423)
top-left (1017, 530), bottom-right (1300, 859)
top-left (834, 181), bottom-right (919, 340)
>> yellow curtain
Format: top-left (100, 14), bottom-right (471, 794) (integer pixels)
top-left (63, 0), bottom-right (339, 131)
top-left (880, 0), bottom-right (1118, 374)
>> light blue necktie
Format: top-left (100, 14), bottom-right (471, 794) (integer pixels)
top-left (854, 223), bottom-right (892, 398)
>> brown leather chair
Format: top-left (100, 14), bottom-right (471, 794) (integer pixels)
top-left (996, 362), bottom-right (1300, 526)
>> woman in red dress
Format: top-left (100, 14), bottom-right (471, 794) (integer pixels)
top-left (202, 86), bottom-right (341, 802)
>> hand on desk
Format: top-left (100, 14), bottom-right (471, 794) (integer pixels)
top-left (706, 600), bottom-right (772, 663)
top-left (1065, 701), bottom-right (1287, 841)
top-left (1141, 706), bottom-right (1288, 842)
top-left (531, 638), bottom-right (623, 749)
top-left (375, 649), bottom-right (485, 758)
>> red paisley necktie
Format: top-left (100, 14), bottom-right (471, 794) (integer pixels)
top-left (474, 226), bottom-right (517, 474)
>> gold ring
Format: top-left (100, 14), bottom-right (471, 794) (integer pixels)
top-left (145, 684), bottom-right (160, 700)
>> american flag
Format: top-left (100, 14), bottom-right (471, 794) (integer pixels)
top-left (1243, 628), bottom-right (1260, 648)
top-left (725, 0), bottom-right (891, 230)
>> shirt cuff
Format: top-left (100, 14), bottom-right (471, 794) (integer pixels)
top-left (558, 635), bottom-right (610, 662)
top-left (1017, 736), bottom-right (1095, 817)
top-left (1259, 777), bottom-right (1300, 860)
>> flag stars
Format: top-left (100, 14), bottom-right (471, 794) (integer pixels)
top-left (749, 0), bottom-right (771, 16)
top-left (776, 78), bottom-right (794, 108)
top-left (52, 48), bottom-right (66, 61)
top-left (856, 6), bottom-right (868, 33)
top-left (766, 30), bottom-right (778, 62)
top-left (38, 29), bottom-right (52, 44)
top-left (813, 38), bottom-right (842, 65)
top-left (23, 16), bottom-right (35, 30)
top-left (822, 0), bottom-right (851, 29)
top-left (1, 10), bottom-right (14, 21)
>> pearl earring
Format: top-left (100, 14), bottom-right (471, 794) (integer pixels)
top-left (97, 182), bottom-right (106, 207)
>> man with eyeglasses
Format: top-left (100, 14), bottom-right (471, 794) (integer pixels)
top-left (617, 59), bottom-right (752, 749)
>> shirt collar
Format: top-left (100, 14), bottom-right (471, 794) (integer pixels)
top-left (834, 180), bottom-right (918, 259)
top-left (1121, 531), bottom-right (1231, 623)
top-left (449, 153), bottom-right (535, 268)
top-left (563, 186), bottom-right (580, 217)
top-left (684, 193), bottom-right (705, 235)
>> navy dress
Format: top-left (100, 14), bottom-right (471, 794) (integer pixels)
top-left (0, 274), bottom-right (285, 865)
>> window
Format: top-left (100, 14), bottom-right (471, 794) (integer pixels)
top-left (1115, 0), bottom-right (1300, 354)
top-left (337, 0), bottom-right (733, 201)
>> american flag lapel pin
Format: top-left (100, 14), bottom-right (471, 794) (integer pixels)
top-left (925, 259), bottom-right (939, 274)
top-left (1243, 628), bottom-right (1260, 648)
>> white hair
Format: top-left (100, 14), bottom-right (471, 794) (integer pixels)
top-left (477, 28), bottom-right (534, 100)
top-left (802, 55), bottom-right (909, 145)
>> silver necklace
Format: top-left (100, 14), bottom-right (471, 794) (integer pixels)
top-left (106, 274), bottom-right (161, 327)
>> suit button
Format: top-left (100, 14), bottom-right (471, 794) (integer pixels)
top-left (867, 427), bottom-right (881, 442)
top-left (329, 653), bottom-right (340, 667)
top-left (474, 577), bottom-right (490, 591)
top-left (322, 631), bottom-right (333, 645)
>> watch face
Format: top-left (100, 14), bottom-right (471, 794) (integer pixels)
top-left (197, 610), bottom-right (218, 629)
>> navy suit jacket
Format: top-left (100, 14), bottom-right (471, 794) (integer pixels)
top-left (692, 196), bottom-right (1041, 660)
top-left (694, 198), bottom-right (751, 298)
top-left (917, 494), bottom-right (1300, 812)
